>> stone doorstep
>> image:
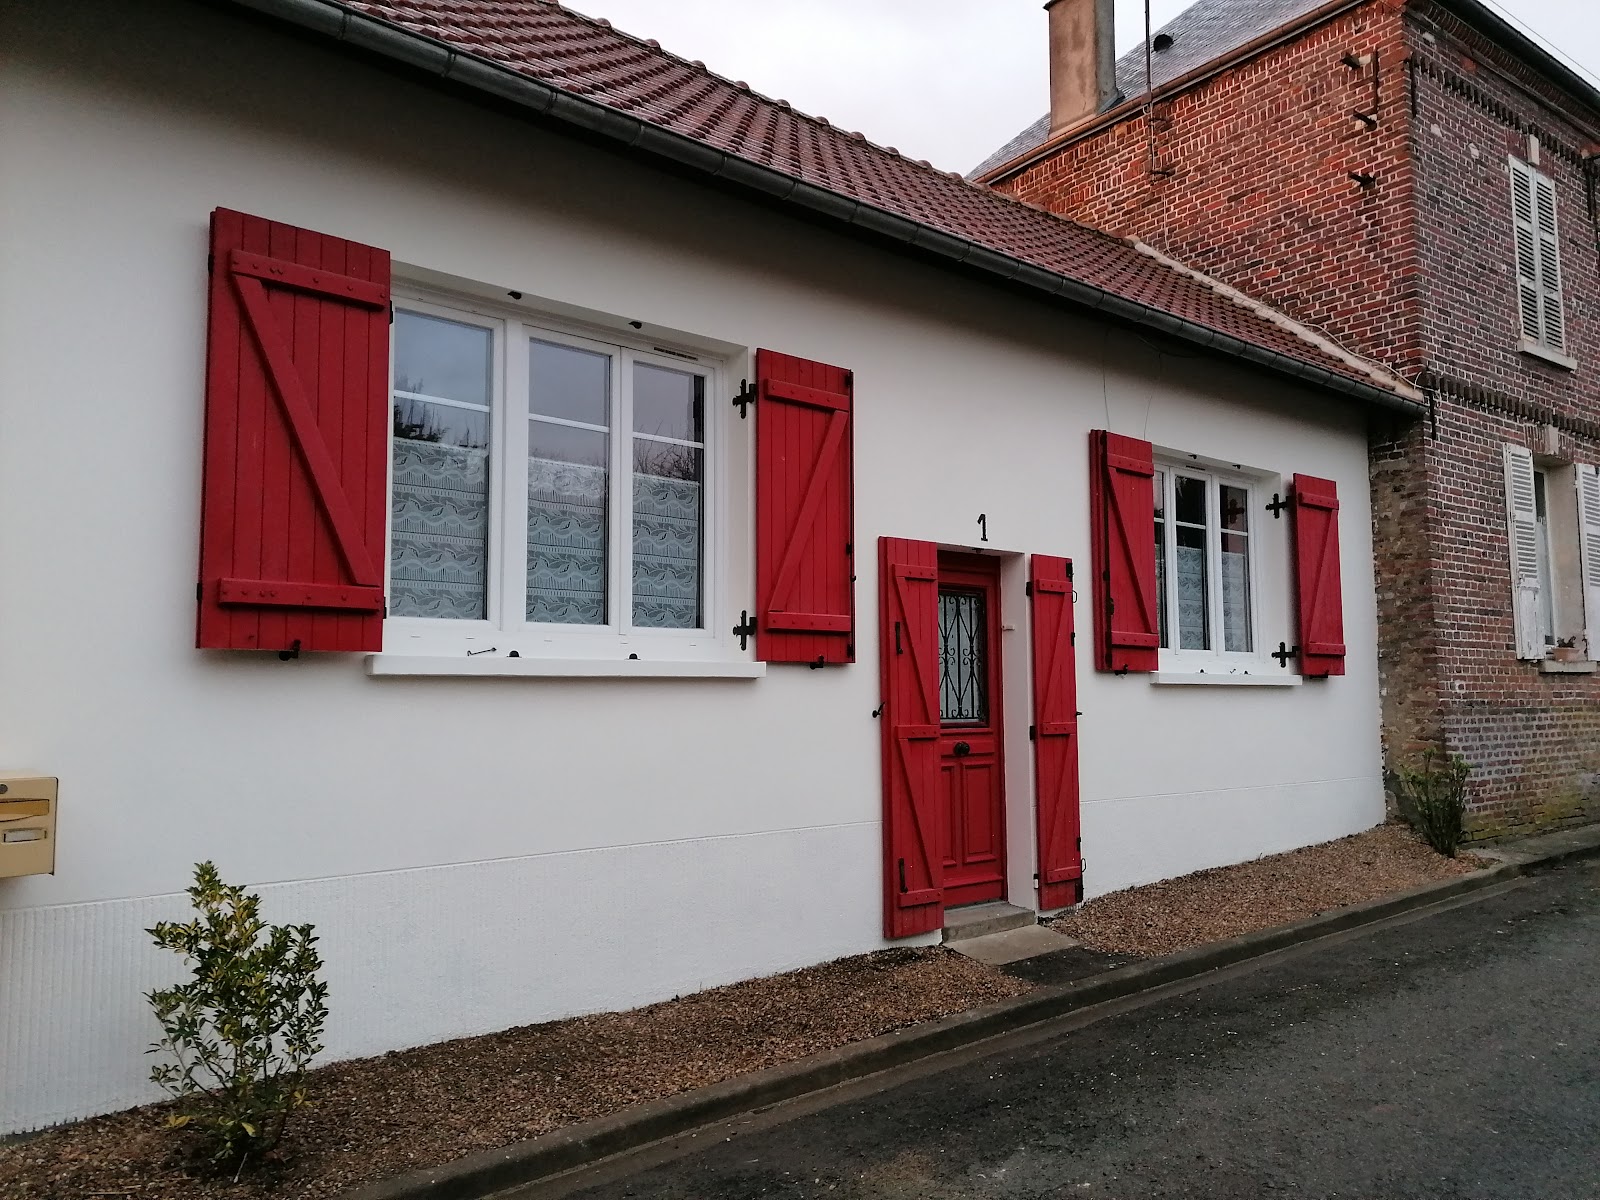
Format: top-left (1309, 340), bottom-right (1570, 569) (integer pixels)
top-left (941, 901), bottom-right (1037, 944)
top-left (947, 924), bottom-right (1082, 966)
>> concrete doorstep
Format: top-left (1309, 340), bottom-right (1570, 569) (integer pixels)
top-left (345, 830), bottom-right (1600, 1200)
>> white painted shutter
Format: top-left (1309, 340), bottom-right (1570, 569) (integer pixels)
top-left (1504, 443), bottom-right (1543, 660)
top-left (1577, 465), bottom-right (1600, 659)
top-left (1533, 174), bottom-right (1565, 352)
top-left (1510, 160), bottom-right (1543, 345)
top-left (1510, 158), bottom-right (1566, 353)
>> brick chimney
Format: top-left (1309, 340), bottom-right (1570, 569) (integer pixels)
top-left (1046, 0), bottom-right (1116, 135)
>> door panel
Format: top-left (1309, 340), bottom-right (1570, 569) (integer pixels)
top-left (938, 555), bottom-right (1006, 909)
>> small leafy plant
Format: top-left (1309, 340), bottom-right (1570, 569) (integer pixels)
top-left (146, 861), bottom-right (329, 1174)
top-left (1394, 750), bottom-right (1472, 857)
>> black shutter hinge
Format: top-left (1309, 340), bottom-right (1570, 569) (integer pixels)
top-left (1071, 631), bottom-right (1076, 646)
top-left (389, 302), bottom-right (395, 325)
top-left (1066, 562), bottom-right (1074, 580)
top-left (1267, 493), bottom-right (1291, 519)
top-left (196, 581), bottom-right (203, 603)
top-left (733, 610), bottom-right (757, 651)
top-left (1025, 582), bottom-right (1033, 597)
top-left (1029, 724), bottom-right (1037, 741)
top-left (733, 379), bottom-right (756, 418)
top-left (897, 858), bottom-right (907, 893)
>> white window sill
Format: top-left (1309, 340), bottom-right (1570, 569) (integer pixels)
top-left (365, 654), bottom-right (766, 680)
top-left (1152, 671), bottom-right (1303, 687)
top-left (1538, 658), bottom-right (1596, 674)
top-left (1518, 338), bottom-right (1577, 370)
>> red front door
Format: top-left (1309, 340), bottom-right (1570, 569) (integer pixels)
top-left (937, 554), bottom-right (1007, 907)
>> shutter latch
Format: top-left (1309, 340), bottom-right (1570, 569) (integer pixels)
top-left (733, 610), bottom-right (757, 650)
top-left (732, 379), bottom-right (756, 418)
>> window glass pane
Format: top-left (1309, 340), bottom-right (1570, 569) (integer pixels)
top-left (1220, 484), bottom-right (1252, 653)
top-left (1173, 475), bottom-right (1209, 650)
top-left (1174, 474), bottom-right (1207, 525)
top-left (1153, 469), bottom-right (1168, 649)
top-left (939, 588), bottom-right (989, 723)
top-left (528, 340), bottom-right (610, 625)
top-left (390, 311), bottom-right (491, 621)
top-left (632, 365), bottom-right (704, 629)
top-left (529, 339), bottom-right (610, 425)
top-left (394, 311), bottom-right (492, 407)
top-left (634, 363), bottom-right (704, 443)
top-left (1535, 471), bottom-right (1555, 645)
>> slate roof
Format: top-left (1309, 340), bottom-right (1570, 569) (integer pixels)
top-left (306, 0), bottom-right (1412, 404)
top-left (970, 0), bottom-right (1330, 180)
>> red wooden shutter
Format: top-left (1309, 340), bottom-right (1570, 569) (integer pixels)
top-left (1291, 474), bottom-right (1346, 677)
top-left (1030, 554), bottom-right (1083, 909)
top-left (1088, 431), bottom-right (1159, 673)
top-left (755, 350), bottom-right (855, 665)
top-left (879, 537), bottom-right (943, 938)
top-left (198, 208), bottom-right (391, 653)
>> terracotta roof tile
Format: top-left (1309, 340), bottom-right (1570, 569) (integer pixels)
top-left (343, 0), bottom-right (1409, 400)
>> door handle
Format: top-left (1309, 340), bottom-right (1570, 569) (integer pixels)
top-left (952, 741), bottom-right (971, 757)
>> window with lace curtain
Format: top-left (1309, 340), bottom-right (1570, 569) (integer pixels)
top-left (1153, 462), bottom-right (1257, 661)
top-left (387, 293), bottom-right (716, 656)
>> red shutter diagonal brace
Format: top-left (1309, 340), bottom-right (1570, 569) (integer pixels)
top-left (1030, 555), bottom-right (1084, 909)
top-left (879, 537), bottom-right (943, 938)
top-left (198, 209), bottom-right (391, 652)
top-left (1291, 474), bottom-right (1347, 677)
top-left (755, 350), bottom-right (856, 663)
top-left (1089, 431), bottom-right (1159, 673)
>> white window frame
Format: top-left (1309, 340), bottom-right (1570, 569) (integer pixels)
top-left (1154, 457), bottom-right (1275, 675)
top-left (383, 285), bottom-right (732, 663)
top-left (1509, 156), bottom-right (1572, 367)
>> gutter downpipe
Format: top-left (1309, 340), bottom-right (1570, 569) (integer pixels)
top-left (221, 0), bottom-right (1424, 418)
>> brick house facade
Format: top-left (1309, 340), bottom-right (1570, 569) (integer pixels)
top-left (977, 0), bottom-right (1600, 837)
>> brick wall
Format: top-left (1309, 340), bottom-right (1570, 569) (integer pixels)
top-left (996, 0), bottom-right (1422, 375)
top-left (991, 0), bottom-right (1600, 836)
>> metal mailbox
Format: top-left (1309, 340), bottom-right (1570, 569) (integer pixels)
top-left (0, 775), bottom-right (57, 878)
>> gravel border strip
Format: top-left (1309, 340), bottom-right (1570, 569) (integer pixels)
top-left (347, 840), bottom-right (1600, 1200)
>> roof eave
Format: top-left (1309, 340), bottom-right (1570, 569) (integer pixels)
top-left (1429, 0), bottom-right (1600, 119)
top-left (214, 0), bottom-right (1424, 418)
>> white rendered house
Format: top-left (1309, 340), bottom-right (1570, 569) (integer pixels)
top-left (0, 0), bottom-right (1421, 1132)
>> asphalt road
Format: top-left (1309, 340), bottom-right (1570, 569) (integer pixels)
top-left (549, 859), bottom-right (1600, 1200)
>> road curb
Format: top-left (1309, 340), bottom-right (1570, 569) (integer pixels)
top-left (344, 846), bottom-right (1593, 1200)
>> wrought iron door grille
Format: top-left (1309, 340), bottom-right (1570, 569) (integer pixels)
top-left (939, 588), bottom-right (988, 724)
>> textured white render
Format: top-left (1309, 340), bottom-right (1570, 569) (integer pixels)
top-left (0, 0), bottom-right (1385, 1133)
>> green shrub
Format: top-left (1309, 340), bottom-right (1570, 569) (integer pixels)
top-left (146, 861), bottom-right (329, 1174)
top-left (1394, 750), bottom-right (1472, 857)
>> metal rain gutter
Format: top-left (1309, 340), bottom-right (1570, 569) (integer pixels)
top-left (221, 0), bottom-right (1425, 418)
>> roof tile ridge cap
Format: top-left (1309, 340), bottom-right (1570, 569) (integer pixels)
top-left (1126, 238), bottom-right (1422, 400)
top-left (545, 0), bottom-right (921, 162)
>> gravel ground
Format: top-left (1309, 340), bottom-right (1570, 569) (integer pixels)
top-left (0, 824), bottom-right (1476, 1199)
top-left (553, 859), bottom-right (1600, 1200)
top-left (0, 947), bottom-right (1026, 1200)
top-left (1053, 823), bottom-right (1484, 957)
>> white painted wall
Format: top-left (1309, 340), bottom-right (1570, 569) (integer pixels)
top-left (0, 0), bottom-right (1385, 1132)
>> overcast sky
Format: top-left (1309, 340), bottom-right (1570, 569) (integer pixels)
top-left (575, 0), bottom-right (1600, 174)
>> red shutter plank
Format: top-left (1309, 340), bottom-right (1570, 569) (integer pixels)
top-left (1030, 555), bottom-right (1083, 909)
top-left (198, 208), bottom-right (391, 653)
top-left (879, 537), bottom-right (944, 938)
top-left (755, 349), bottom-right (856, 664)
top-left (1089, 431), bottom-right (1159, 673)
top-left (1291, 474), bottom-right (1346, 677)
